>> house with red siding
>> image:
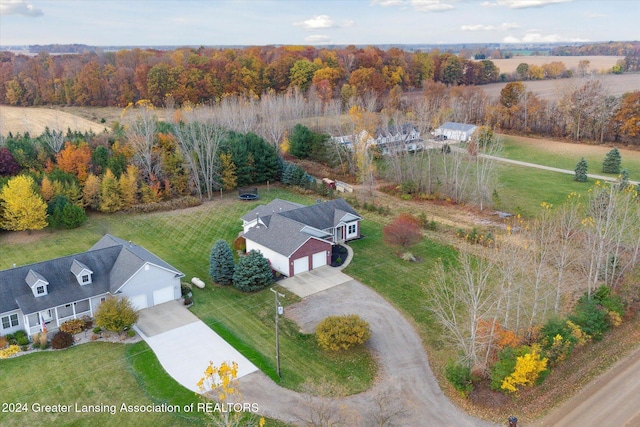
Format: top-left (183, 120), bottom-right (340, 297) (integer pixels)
top-left (241, 199), bottom-right (361, 277)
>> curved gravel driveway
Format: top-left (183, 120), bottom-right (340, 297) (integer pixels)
top-left (239, 280), bottom-right (497, 426)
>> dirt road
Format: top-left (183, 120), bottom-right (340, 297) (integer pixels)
top-left (532, 345), bottom-right (640, 427)
top-left (239, 280), bottom-right (497, 426)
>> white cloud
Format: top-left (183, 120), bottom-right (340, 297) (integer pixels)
top-left (305, 34), bottom-right (331, 44)
top-left (0, 0), bottom-right (43, 17)
top-left (371, 0), bottom-right (456, 12)
top-left (410, 0), bottom-right (455, 12)
top-left (342, 19), bottom-right (355, 28)
top-left (503, 32), bottom-right (588, 43)
top-left (294, 15), bottom-right (335, 31)
top-left (370, 0), bottom-right (405, 6)
top-left (480, 1), bottom-right (498, 7)
top-left (461, 22), bottom-right (520, 31)
top-left (496, 0), bottom-right (573, 9)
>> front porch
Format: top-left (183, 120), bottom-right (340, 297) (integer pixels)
top-left (25, 298), bottom-right (95, 336)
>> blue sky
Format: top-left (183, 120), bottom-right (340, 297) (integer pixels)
top-left (0, 0), bottom-right (636, 46)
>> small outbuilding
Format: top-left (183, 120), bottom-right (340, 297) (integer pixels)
top-left (433, 122), bottom-right (478, 142)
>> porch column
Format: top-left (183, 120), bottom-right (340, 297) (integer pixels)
top-left (55, 307), bottom-right (60, 327)
top-left (72, 303), bottom-right (77, 319)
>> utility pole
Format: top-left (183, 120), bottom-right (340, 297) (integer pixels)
top-left (270, 288), bottom-right (285, 378)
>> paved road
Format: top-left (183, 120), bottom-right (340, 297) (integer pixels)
top-left (531, 345), bottom-right (640, 427)
top-left (240, 280), bottom-right (497, 427)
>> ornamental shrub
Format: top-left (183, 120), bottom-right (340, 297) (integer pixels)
top-left (0, 345), bottom-right (20, 359)
top-left (316, 314), bottom-right (371, 352)
top-left (51, 331), bottom-right (74, 349)
top-left (60, 318), bottom-right (84, 335)
top-left (210, 239), bottom-right (235, 285)
top-left (232, 250), bottom-right (272, 292)
top-left (95, 297), bottom-right (139, 333)
top-left (445, 361), bottom-right (473, 395)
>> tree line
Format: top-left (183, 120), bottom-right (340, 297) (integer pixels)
top-left (0, 45), bottom-right (502, 107)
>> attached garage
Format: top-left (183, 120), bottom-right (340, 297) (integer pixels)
top-left (153, 286), bottom-right (175, 305)
top-left (293, 257), bottom-right (310, 275)
top-left (129, 294), bottom-right (148, 310)
top-left (312, 251), bottom-right (327, 268)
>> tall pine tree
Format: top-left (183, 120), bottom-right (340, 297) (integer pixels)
top-left (210, 239), bottom-right (235, 285)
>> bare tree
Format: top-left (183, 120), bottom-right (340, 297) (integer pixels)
top-left (123, 101), bottom-right (159, 182)
top-left (173, 108), bottom-right (226, 200)
top-left (366, 383), bottom-right (409, 427)
top-left (427, 249), bottom-right (501, 368)
top-left (41, 127), bottom-right (65, 153)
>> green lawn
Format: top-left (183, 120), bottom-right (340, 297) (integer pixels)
top-left (495, 162), bottom-right (594, 217)
top-left (0, 342), bottom-right (203, 427)
top-left (500, 136), bottom-right (640, 180)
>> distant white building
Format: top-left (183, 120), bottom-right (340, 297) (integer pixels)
top-left (433, 122), bottom-right (478, 142)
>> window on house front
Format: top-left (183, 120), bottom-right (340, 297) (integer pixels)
top-left (82, 275), bottom-right (89, 283)
top-left (2, 314), bottom-right (19, 329)
top-left (348, 224), bottom-right (356, 234)
top-left (36, 286), bottom-right (45, 295)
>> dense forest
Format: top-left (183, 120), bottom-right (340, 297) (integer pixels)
top-left (0, 45), bottom-right (514, 107)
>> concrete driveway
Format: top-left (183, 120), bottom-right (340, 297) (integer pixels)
top-left (134, 300), bottom-right (257, 393)
top-left (278, 265), bottom-right (353, 298)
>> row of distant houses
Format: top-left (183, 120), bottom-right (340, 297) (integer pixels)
top-left (331, 122), bottom-right (478, 154)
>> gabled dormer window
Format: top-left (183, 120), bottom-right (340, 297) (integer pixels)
top-left (25, 269), bottom-right (49, 297)
top-left (71, 259), bottom-right (93, 285)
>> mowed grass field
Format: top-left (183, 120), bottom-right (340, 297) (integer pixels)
top-left (493, 135), bottom-right (639, 216)
top-left (500, 134), bottom-right (640, 179)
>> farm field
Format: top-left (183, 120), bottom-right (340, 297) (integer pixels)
top-left (480, 73), bottom-right (640, 101)
top-left (0, 105), bottom-right (110, 137)
top-left (490, 55), bottom-right (623, 74)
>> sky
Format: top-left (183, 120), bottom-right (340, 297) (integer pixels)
top-left (0, 0), bottom-right (637, 47)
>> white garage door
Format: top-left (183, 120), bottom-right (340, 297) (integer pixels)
top-left (129, 294), bottom-right (148, 310)
top-left (153, 286), bottom-right (175, 305)
top-left (293, 257), bottom-right (309, 275)
top-left (312, 251), bottom-right (327, 268)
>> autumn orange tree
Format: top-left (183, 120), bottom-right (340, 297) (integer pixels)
top-left (383, 213), bottom-right (422, 250)
top-left (55, 141), bottom-right (92, 183)
top-left (0, 175), bottom-right (48, 231)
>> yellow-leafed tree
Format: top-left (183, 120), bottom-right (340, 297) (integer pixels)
top-left (0, 175), bottom-right (48, 231)
top-left (501, 345), bottom-right (548, 393)
top-left (219, 153), bottom-right (237, 191)
top-left (197, 361), bottom-right (265, 427)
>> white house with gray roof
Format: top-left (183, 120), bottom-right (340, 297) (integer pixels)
top-left (241, 199), bottom-right (361, 277)
top-left (0, 234), bottom-right (184, 337)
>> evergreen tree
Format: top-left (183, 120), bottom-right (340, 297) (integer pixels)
top-left (232, 250), bottom-right (273, 292)
top-left (574, 158), bottom-right (588, 182)
top-left (210, 239), bottom-right (235, 285)
top-left (602, 148), bottom-right (621, 174)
